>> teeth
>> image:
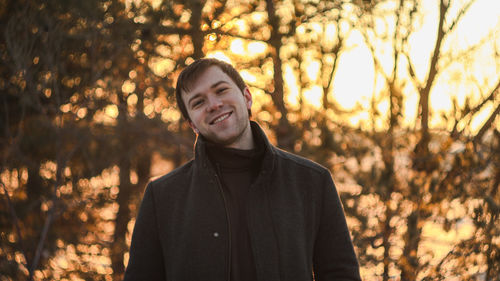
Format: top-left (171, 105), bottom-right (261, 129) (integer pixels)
top-left (213, 113), bottom-right (230, 124)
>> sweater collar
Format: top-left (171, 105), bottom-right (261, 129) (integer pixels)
top-left (194, 121), bottom-right (275, 178)
top-left (205, 137), bottom-right (265, 170)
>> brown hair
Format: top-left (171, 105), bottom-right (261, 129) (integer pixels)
top-left (175, 58), bottom-right (247, 121)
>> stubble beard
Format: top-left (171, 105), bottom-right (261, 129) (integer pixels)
top-left (206, 118), bottom-right (251, 148)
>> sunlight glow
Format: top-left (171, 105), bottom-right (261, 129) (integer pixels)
top-left (377, 99), bottom-right (389, 118)
top-left (77, 108), bottom-right (87, 119)
top-left (136, 0), bottom-right (498, 133)
top-left (230, 40), bottom-right (267, 58)
top-left (247, 42), bottom-right (267, 55)
top-left (296, 25), bottom-right (305, 35)
top-left (305, 61), bottom-right (321, 82)
top-left (303, 86), bottom-right (323, 109)
top-left (150, 57), bottom-right (175, 78)
top-left (104, 105), bottom-right (118, 118)
top-left (323, 23), bottom-right (337, 47)
top-left (470, 102), bottom-right (495, 134)
top-left (284, 65), bottom-right (300, 109)
top-left (251, 12), bottom-right (266, 24)
top-left (206, 52), bottom-right (232, 64)
top-left (161, 108), bottom-right (181, 123)
top-left (234, 19), bottom-right (247, 33)
top-left (421, 218), bottom-right (475, 266)
top-left (121, 80), bottom-right (136, 94)
top-left (310, 23), bottom-right (322, 34)
top-left (207, 33), bottom-right (217, 41)
top-left (403, 92), bottom-right (419, 127)
top-left (332, 39), bottom-right (374, 110)
top-left (230, 39), bottom-right (245, 55)
top-left (240, 70), bottom-right (257, 84)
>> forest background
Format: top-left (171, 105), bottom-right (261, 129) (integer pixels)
top-left (1, 0), bottom-right (499, 280)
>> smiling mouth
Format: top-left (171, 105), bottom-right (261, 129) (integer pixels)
top-left (210, 112), bottom-right (232, 125)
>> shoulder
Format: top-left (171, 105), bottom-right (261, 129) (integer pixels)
top-left (148, 159), bottom-right (195, 189)
top-left (271, 146), bottom-right (330, 176)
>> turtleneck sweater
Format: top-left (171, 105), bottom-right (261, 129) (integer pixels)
top-left (206, 135), bottom-right (265, 281)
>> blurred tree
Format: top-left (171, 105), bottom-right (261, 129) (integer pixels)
top-left (341, 0), bottom-right (500, 279)
top-left (0, 0), bottom-right (193, 279)
top-left (1, 0), bottom-right (112, 279)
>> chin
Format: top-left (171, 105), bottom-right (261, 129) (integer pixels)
top-left (211, 132), bottom-right (240, 145)
top-left (213, 135), bottom-right (237, 145)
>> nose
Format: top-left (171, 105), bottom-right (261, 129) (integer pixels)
top-left (206, 95), bottom-right (223, 112)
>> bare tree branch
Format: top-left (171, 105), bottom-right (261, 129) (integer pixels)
top-left (445, 0), bottom-right (476, 33)
top-left (439, 32), bottom-right (493, 72)
top-left (469, 79), bottom-right (500, 117)
top-left (209, 29), bottom-right (268, 42)
top-left (473, 102), bottom-right (500, 144)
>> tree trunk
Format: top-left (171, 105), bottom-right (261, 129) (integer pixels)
top-left (265, 0), bottom-right (294, 151)
top-left (189, 0), bottom-right (205, 60)
top-left (111, 94), bottom-right (133, 279)
top-left (111, 145), bottom-right (132, 280)
top-left (400, 201), bottom-right (422, 281)
top-left (414, 0), bottom-right (447, 171)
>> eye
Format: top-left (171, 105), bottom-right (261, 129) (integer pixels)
top-left (216, 87), bottom-right (228, 94)
top-left (191, 99), bottom-right (204, 109)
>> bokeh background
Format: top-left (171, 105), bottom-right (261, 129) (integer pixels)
top-left (1, 0), bottom-right (499, 280)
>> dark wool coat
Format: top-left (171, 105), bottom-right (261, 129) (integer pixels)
top-left (124, 122), bottom-right (361, 281)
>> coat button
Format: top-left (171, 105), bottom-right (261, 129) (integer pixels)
top-left (213, 232), bottom-right (219, 238)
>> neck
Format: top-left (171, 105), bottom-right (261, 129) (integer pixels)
top-left (205, 125), bottom-right (264, 170)
top-left (224, 121), bottom-right (255, 150)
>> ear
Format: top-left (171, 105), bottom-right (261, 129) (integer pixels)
top-left (243, 87), bottom-right (252, 110)
top-left (188, 121), bottom-right (200, 134)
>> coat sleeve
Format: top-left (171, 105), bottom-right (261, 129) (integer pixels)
top-left (312, 170), bottom-right (361, 281)
top-left (123, 182), bottom-right (166, 281)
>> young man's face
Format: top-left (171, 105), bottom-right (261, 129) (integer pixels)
top-left (181, 66), bottom-right (254, 149)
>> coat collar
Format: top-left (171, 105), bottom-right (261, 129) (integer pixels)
top-left (193, 121), bottom-right (276, 181)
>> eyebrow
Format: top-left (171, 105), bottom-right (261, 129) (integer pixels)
top-left (187, 80), bottom-right (230, 106)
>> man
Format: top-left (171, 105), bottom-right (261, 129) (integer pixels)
top-left (124, 58), bottom-right (361, 281)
